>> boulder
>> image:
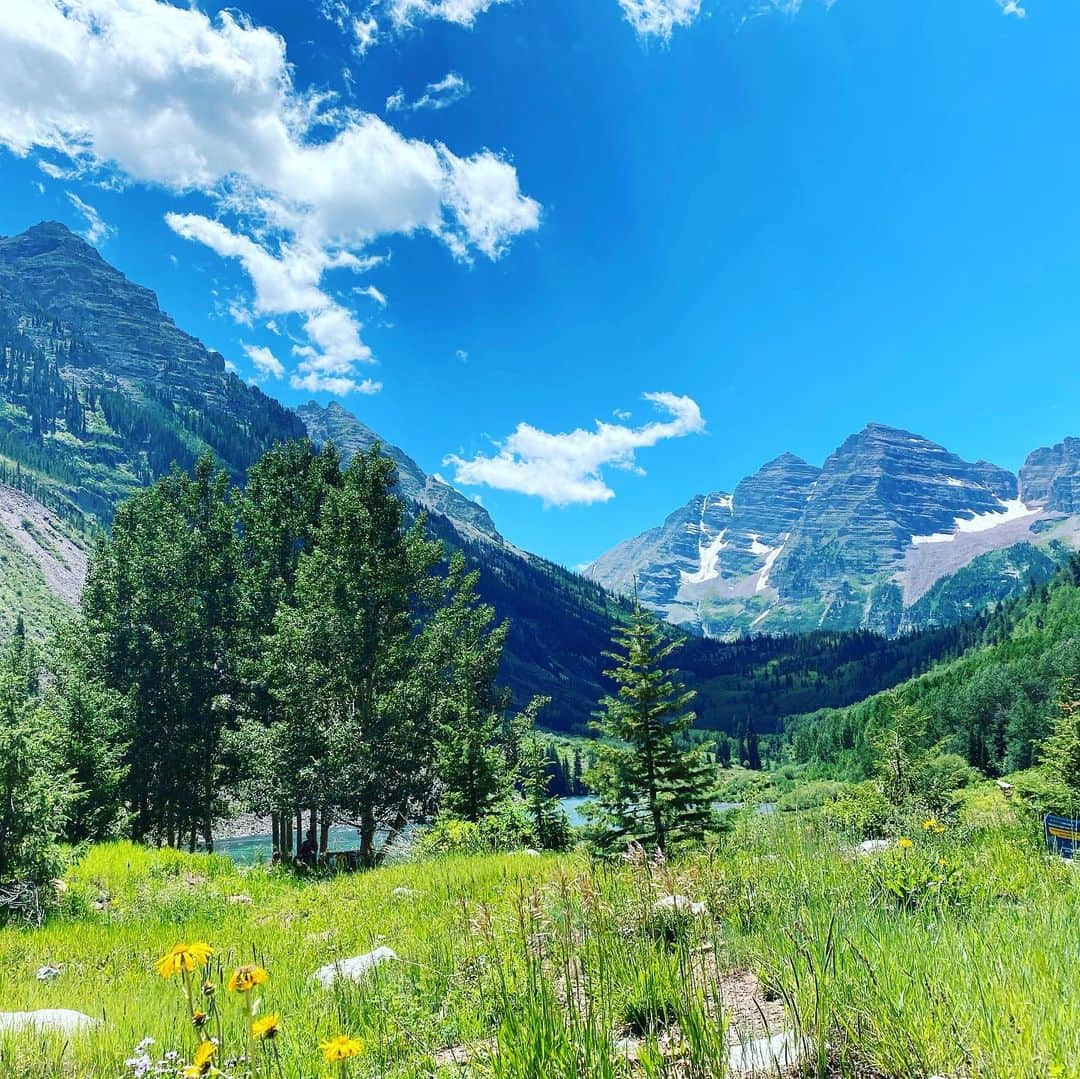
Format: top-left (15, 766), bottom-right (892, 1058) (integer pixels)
top-left (35, 966), bottom-right (61, 981)
top-left (313, 946), bottom-right (398, 989)
top-left (727, 1030), bottom-right (810, 1075)
top-left (653, 894), bottom-right (708, 917)
top-left (855, 839), bottom-right (892, 857)
top-left (0, 1010), bottom-right (99, 1035)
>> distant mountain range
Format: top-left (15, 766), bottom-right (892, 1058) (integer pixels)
top-left (0, 219), bottom-right (1073, 735)
top-left (587, 422), bottom-right (1080, 637)
top-left (0, 221), bottom-right (626, 728)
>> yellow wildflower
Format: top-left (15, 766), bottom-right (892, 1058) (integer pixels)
top-left (320, 1035), bottom-right (364, 1062)
top-left (252, 1013), bottom-right (281, 1040)
top-left (228, 965), bottom-right (269, 993)
top-left (182, 1039), bottom-right (217, 1077)
top-left (897, 837), bottom-right (914, 849)
top-left (922, 817), bottom-right (945, 834)
top-left (154, 942), bottom-right (214, 979)
top-left (191, 1009), bottom-right (208, 1029)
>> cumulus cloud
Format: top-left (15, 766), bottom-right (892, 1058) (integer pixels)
top-left (618, 0), bottom-right (702, 40)
top-left (0, 0), bottom-right (539, 395)
top-left (998, 0), bottom-right (1026, 16)
top-left (387, 0), bottom-right (509, 29)
top-left (386, 72), bottom-right (471, 112)
top-left (444, 392), bottom-right (706, 507)
top-left (242, 343), bottom-right (286, 380)
top-left (65, 191), bottom-right (115, 245)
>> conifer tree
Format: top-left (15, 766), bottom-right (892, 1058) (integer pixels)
top-left (428, 553), bottom-right (510, 822)
top-left (0, 631), bottom-right (76, 881)
top-left (270, 446), bottom-right (445, 864)
top-left (587, 597), bottom-right (718, 854)
top-left (1041, 682), bottom-right (1080, 805)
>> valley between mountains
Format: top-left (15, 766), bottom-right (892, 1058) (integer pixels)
top-left (0, 219), bottom-right (1076, 738)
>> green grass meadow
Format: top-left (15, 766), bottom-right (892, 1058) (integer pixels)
top-left (1, 800), bottom-right (1077, 1078)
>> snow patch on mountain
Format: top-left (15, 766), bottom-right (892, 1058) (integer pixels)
top-left (683, 529), bottom-right (728, 584)
top-left (756, 537), bottom-right (786, 594)
top-left (911, 499), bottom-right (1039, 546)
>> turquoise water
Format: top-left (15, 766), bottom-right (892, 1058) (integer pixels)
top-left (212, 797), bottom-right (762, 865)
top-left (215, 799), bottom-right (592, 866)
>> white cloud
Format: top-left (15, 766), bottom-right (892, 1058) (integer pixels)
top-left (455, 348), bottom-right (469, 363)
top-left (65, 191), bottom-right (115, 245)
top-left (613, 408), bottom-right (632, 420)
top-left (998, 0), bottom-right (1026, 16)
top-left (386, 72), bottom-right (471, 112)
top-left (354, 14), bottom-right (380, 52)
top-left (387, 0), bottom-right (509, 29)
top-left (290, 371), bottom-right (382, 395)
top-left (355, 284), bottom-right (388, 306)
top-left (318, 0), bottom-right (380, 52)
top-left (242, 343), bottom-right (286, 379)
top-left (444, 392), bottom-right (706, 507)
top-left (0, 0), bottom-right (539, 396)
top-left (618, 0), bottom-right (702, 40)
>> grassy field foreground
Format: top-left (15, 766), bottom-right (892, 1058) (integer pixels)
top-left (0, 805), bottom-right (1077, 1078)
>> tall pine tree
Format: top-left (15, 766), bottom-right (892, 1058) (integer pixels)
top-left (587, 597), bottom-right (718, 854)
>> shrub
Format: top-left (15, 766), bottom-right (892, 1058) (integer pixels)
top-left (822, 781), bottom-right (893, 836)
top-left (776, 780), bottom-right (846, 812)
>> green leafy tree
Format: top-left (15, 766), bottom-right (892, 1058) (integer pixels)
top-left (870, 693), bottom-right (931, 807)
top-left (231, 439), bottom-right (341, 855)
top-left (0, 631), bottom-right (76, 882)
top-left (78, 456), bottom-right (239, 847)
top-left (49, 621), bottom-right (129, 842)
top-left (429, 554), bottom-right (511, 822)
top-left (517, 700), bottom-right (570, 850)
top-left (270, 446), bottom-right (445, 863)
top-left (587, 599), bottom-right (718, 854)
top-left (1041, 682), bottom-right (1080, 805)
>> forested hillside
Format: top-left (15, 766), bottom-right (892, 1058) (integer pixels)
top-left (786, 555), bottom-right (1080, 777)
top-left (0, 222), bottom-right (304, 531)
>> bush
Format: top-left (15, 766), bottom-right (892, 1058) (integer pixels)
top-left (915, 753), bottom-right (978, 811)
top-left (776, 780), bottom-right (846, 812)
top-left (416, 799), bottom-right (559, 859)
top-left (822, 781), bottom-right (893, 836)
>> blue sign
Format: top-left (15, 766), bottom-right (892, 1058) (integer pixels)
top-left (1045, 814), bottom-right (1080, 859)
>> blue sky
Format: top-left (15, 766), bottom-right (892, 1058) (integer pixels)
top-left (1, 0), bottom-right (1078, 568)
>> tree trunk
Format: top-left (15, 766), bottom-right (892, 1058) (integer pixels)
top-left (359, 805), bottom-right (377, 867)
top-left (319, 808), bottom-right (331, 854)
top-left (271, 813), bottom-right (280, 855)
top-left (294, 810), bottom-right (302, 858)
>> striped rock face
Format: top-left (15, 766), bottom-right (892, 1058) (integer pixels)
top-left (588, 423), bottom-right (1080, 639)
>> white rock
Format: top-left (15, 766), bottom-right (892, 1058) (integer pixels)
top-left (855, 839), bottom-right (892, 856)
top-left (653, 894), bottom-right (708, 917)
top-left (391, 886), bottom-right (418, 899)
top-left (35, 966), bottom-right (61, 981)
top-left (727, 1030), bottom-right (810, 1074)
top-left (312, 946), bottom-right (398, 988)
top-left (0, 1010), bottom-right (100, 1035)
top-left (523, 848), bottom-right (541, 857)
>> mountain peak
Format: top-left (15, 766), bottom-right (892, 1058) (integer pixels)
top-left (296, 400), bottom-right (503, 545)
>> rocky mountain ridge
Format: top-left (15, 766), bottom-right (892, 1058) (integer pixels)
top-left (588, 423), bottom-right (1080, 638)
